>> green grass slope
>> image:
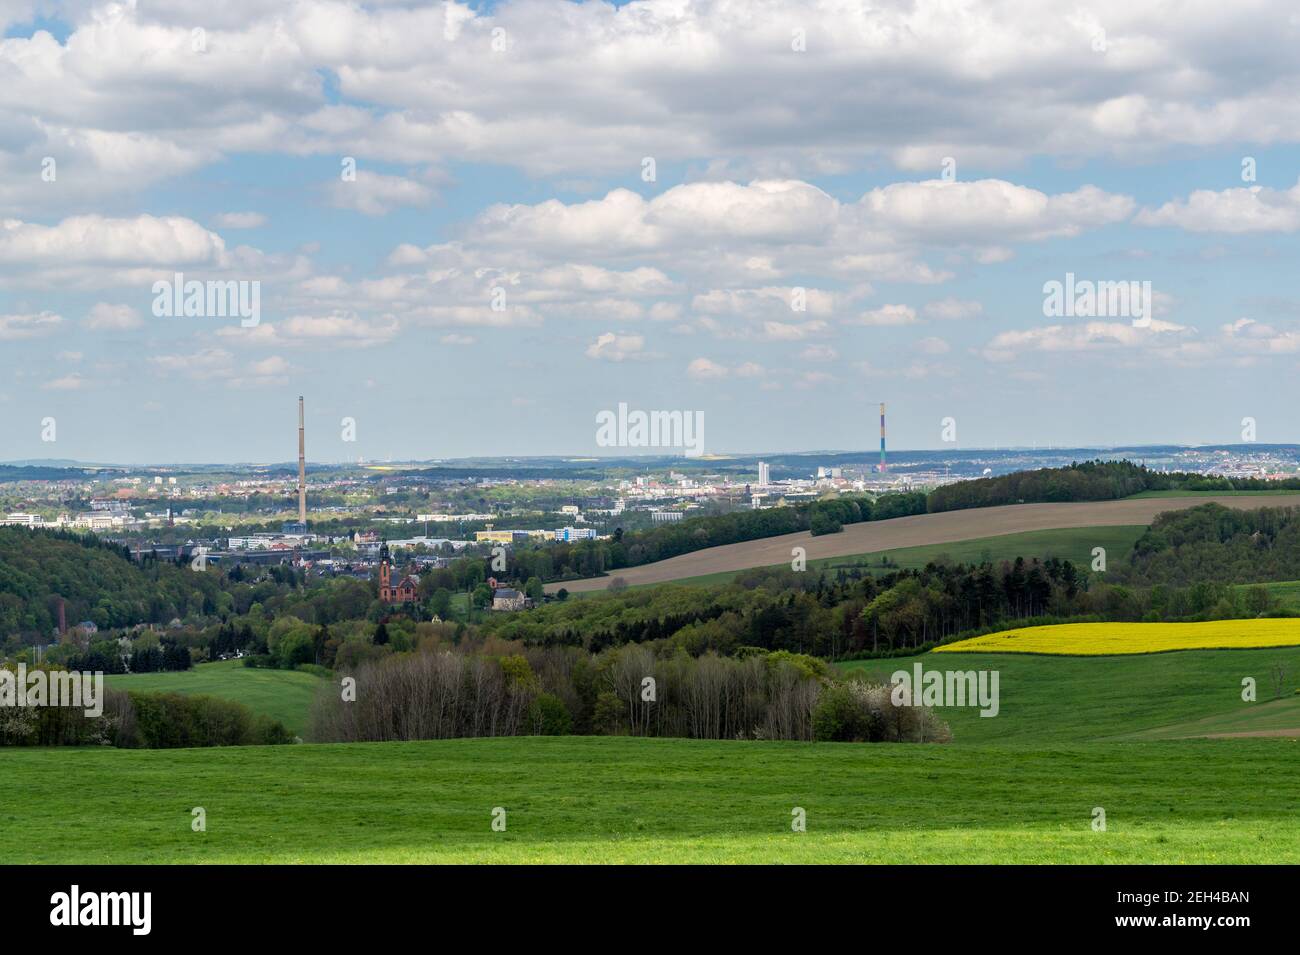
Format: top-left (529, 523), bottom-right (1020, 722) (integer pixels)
top-left (2, 736), bottom-right (1298, 863)
top-left (106, 659), bottom-right (324, 735)
top-left (841, 646), bottom-right (1300, 744)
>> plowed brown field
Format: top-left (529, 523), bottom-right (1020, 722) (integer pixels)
top-left (546, 494), bottom-right (1300, 593)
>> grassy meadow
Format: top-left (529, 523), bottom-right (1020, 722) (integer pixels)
top-left (2, 638), bottom-right (1297, 863)
top-left (840, 645), bottom-right (1300, 743)
top-left (2, 736), bottom-right (1297, 864)
top-left (105, 658), bottom-right (325, 735)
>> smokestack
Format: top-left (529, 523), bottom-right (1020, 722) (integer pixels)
top-left (298, 396), bottom-right (307, 524)
top-left (879, 402), bottom-right (887, 473)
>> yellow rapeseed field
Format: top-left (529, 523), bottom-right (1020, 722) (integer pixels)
top-left (933, 619), bottom-right (1300, 656)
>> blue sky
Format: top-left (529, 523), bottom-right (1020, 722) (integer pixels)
top-left (2, 0), bottom-right (1300, 463)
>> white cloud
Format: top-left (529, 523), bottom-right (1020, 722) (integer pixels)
top-left (1219, 318), bottom-right (1300, 354)
top-left (851, 304), bottom-right (918, 327)
top-left (1136, 181), bottom-right (1300, 233)
top-left (327, 171), bottom-right (434, 216)
top-left (980, 319), bottom-right (1192, 362)
top-left (585, 331), bottom-right (652, 362)
top-left (0, 311), bottom-right (62, 340)
top-left (861, 180), bottom-right (1134, 242)
top-left (759, 320), bottom-right (829, 341)
top-left (3, 0), bottom-right (1300, 216)
top-left (800, 345), bottom-right (838, 362)
top-left (0, 215), bottom-right (225, 266)
top-left (213, 212), bottom-right (268, 229)
top-left (42, 373), bottom-right (86, 391)
top-left (686, 357), bottom-right (730, 379)
top-left (248, 355), bottom-right (290, 376)
top-left (923, 297), bottom-right (984, 321)
top-left (84, 303), bottom-right (143, 331)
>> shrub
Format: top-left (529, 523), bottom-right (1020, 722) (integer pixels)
top-left (125, 691), bottom-right (292, 748)
top-left (527, 693), bottom-right (572, 736)
top-left (812, 683), bottom-right (880, 742)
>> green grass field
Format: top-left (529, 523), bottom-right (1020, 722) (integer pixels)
top-left (2, 736), bottom-right (1297, 863)
top-left (840, 645), bottom-right (1300, 743)
top-left (642, 525), bottom-right (1145, 590)
top-left (4, 640), bottom-right (1297, 863)
top-left (1252, 579), bottom-right (1300, 610)
top-left (106, 659), bottom-right (324, 735)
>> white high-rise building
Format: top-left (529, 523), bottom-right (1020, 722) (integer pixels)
top-left (757, 461), bottom-right (770, 486)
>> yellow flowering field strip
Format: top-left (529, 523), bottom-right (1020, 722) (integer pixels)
top-left (933, 619), bottom-right (1300, 656)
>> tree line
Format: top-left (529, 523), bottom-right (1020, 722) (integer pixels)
top-left (308, 641), bottom-right (948, 744)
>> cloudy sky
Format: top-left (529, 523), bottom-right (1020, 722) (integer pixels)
top-left (2, 0), bottom-right (1300, 463)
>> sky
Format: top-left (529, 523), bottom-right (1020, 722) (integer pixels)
top-left (2, 0), bottom-right (1300, 464)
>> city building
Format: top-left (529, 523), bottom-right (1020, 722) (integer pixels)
top-left (758, 461), bottom-right (770, 486)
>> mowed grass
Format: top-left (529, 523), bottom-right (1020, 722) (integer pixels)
top-left (934, 619), bottom-right (1300, 656)
top-left (2, 736), bottom-right (1298, 863)
top-left (840, 646), bottom-right (1300, 744)
top-left (649, 525), bottom-right (1145, 590)
top-left (105, 659), bottom-right (324, 735)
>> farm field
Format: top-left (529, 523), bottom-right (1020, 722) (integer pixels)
top-left (1127, 489), bottom-right (1300, 498)
top-left (934, 619), bottom-right (1300, 656)
top-left (2, 736), bottom-right (1298, 864)
top-left (106, 659), bottom-right (325, 735)
top-left (639, 526), bottom-right (1145, 590)
top-left (840, 645), bottom-right (1300, 743)
top-left (546, 494), bottom-right (1300, 593)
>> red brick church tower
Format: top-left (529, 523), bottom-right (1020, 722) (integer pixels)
top-left (378, 543), bottom-right (393, 601)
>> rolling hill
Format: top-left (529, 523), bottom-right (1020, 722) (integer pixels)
top-left (547, 494), bottom-right (1300, 593)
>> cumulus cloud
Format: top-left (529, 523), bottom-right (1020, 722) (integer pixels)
top-left (3, 0), bottom-right (1299, 216)
top-left (686, 357), bottom-right (730, 379)
top-left (860, 181), bottom-right (1134, 242)
top-left (84, 303), bottom-right (143, 331)
top-left (584, 331), bottom-right (653, 362)
top-left (923, 297), bottom-right (984, 321)
top-left (0, 311), bottom-right (62, 340)
top-left (980, 319), bottom-right (1192, 362)
top-left (212, 212), bottom-right (268, 229)
top-left (1136, 181), bottom-right (1300, 233)
top-left (0, 215), bottom-right (225, 266)
top-left (800, 345), bottom-right (838, 362)
top-left (1218, 318), bottom-right (1300, 355)
top-left (327, 171), bottom-right (435, 216)
top-left (851, 304), bottom-right (918, 327)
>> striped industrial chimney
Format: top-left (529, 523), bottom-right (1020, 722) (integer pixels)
top-left (297, 396), bottom-right (307, 524)
top-left (879, 402), bottom-right (887, 473)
